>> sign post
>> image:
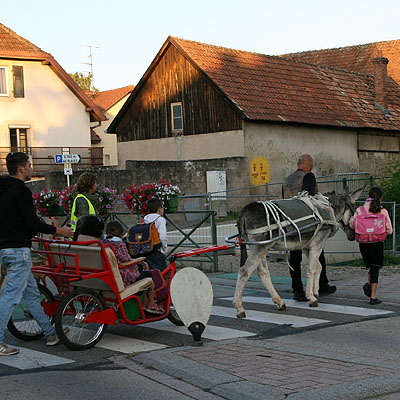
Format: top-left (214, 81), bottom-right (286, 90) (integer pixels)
top-left (54, 154), bottom-right (81, 187)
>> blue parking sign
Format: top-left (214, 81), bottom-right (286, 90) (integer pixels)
top-left (55, 155), bottom-right (63, 164)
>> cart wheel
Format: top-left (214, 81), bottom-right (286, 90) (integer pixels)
top-left (7, 284), bottom-right (55, 341)
top-left (55, 289), bottom-right (107, 350)
top-left (167, 300), bottom-right (184, 326)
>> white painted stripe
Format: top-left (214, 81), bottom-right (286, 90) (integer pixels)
top-left (211, 305), bottom-right (329, 328)
top-left (222, 296), bottom-right (394, 316)
top-left (0, 346), bottom-right (74, 370)
top-left (147, 319), bottom-right (255, 340)
top-left (96, 333), bottom-right (167, 353)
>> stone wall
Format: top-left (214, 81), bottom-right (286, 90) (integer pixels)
top-left (27, 157), bottom-right (248, 199)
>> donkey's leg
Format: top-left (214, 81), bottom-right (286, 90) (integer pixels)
top-left (233, 253), bottom-right (261, 318)
top-left (258, 258), bottom-right (286, 311)
top-left (305, 248), bottom-right (321, 307)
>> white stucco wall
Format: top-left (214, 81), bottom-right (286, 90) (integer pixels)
top-left (0, 59), bottom-right (91, 148)
top-left (92, 96), bottom-right (129, 166)
top-left (244, 122), bottom-right (359, 184)
top-left (117, 130), bottom-right (245, 169)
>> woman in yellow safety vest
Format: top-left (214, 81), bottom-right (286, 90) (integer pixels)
top-left (70, 172), bottom-right (98, 232)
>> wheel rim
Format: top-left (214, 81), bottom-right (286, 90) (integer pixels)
top-left (60, 294), bottom-right (105, 347)
top-left (10, 290), bottom-right (50, 337)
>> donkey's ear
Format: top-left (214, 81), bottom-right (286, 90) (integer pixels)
top-left (350, 185), bottom-right (366, 203)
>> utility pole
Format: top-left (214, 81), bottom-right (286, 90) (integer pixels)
top-left (81, 44), bottom-right (100, 92)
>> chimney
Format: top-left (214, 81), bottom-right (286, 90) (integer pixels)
top-left (373, 56), bottom-right (389, 112)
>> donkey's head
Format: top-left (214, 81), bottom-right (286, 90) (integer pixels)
top-left (325, 185), bottom-right (365, 240)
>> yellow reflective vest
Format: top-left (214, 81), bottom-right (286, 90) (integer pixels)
top-left (70, 193), bottom-right (96, 232)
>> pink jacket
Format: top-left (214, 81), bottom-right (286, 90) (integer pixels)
top-left (349, 201), bottom-right (393, 235)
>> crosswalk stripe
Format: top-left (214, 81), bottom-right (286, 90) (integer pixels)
top-left (211, 305), bottom-right (329, 327)
top-left (0, 346), bottom-right (74, 370)
top-left (221, 296), bottom-right (394, 316)
top-left (96, 333), bottom-right (167, 353)
top-left (147, 319), bottom-right (255, 339)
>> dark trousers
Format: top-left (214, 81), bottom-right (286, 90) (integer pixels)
top-left (145, 251), bottom-right (167, 271)
top-left (359, 242), bottom-right (384, 284)
top-left (289, 249), bottom-right (329, 293)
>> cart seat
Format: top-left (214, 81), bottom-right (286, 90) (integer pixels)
top-left (48, 243), bottom-right (152, 299)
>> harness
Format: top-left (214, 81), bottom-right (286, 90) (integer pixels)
top-left (246, 192), bottom-right (340, 249)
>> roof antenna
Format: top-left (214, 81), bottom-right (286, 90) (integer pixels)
top-left (81, 44), bottom-right (100, 94)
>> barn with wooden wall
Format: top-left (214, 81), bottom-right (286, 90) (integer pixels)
top-left (108, 36), bottom-right (400, 192)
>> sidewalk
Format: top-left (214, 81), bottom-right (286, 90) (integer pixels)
top-left (115, 267), bottom-right (400, 400)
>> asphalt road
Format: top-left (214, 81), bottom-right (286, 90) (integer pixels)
top-left (1, 275), bottom-right (399, 400)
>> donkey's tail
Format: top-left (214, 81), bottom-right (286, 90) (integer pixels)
top-left (238, 215), bottom-right (248, 267)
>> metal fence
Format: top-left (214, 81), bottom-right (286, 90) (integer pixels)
top-left (53, 172), bottom-right (398, 271)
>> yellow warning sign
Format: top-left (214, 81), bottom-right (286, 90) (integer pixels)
top-left (250, 156), bottom-right (270, 185)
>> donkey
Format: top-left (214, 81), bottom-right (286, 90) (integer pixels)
top-left (233, 187), bottom-right (364, 317)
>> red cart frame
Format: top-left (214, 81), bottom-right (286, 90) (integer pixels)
top-left (7, 237), bottom-right (232, 350)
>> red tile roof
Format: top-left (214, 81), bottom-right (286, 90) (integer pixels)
top-left (90, 128), bottom-right (101, 143)
top-left (0, 22), bottom-right (43, 54)
top-left (0, 23), bottom-right (105, 122)
top-left (89, 85), bottom-right (134, 111)
top-left (166, 37), bottom-right (400, 131)
top-left (281, 40), bottom-right (400, 85)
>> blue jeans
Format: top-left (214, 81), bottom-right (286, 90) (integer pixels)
top-left (0, 247), bottom-right (55, 343)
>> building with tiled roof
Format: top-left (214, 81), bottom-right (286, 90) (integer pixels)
top-left (89, 85), bottom-right (134, 165)
top-left (0, 22), bottom-right (106, 173)
top-left (108, 36), bottom-right (400, 181)
top-left (281, 39), bottom-right (400, 85)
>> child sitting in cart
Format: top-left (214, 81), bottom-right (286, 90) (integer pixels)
top-left (74, 216), bottom-right (165, 314)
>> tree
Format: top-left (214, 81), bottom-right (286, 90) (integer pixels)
top-left (379, 158), bottom-right (400, 202)
top-left (69, 72), bottom-right (98, 92)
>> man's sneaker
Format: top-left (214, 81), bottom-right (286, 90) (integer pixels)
top-left (46, 334), bottom-right (60, 346)
top-left (293, 291), bottom-right (307, 301)
top-left (0, 343), bottom-right (19, 356)
top-left (363, 283), bottom-right (372, 298)
top-left (319, 285), bottom-right (337, 296)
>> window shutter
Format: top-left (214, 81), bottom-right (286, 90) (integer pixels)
top-left (13, 66), bottom-right (24, 98)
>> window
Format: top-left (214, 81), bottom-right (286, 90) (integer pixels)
top-left (10, 127), bottom-right (28, 153)
top-left (0, 67), bottom-right (8, 96)
top-left (170, 102), bottom-right (183, 133)
top-left (13, 66), bottom-right (24, 98)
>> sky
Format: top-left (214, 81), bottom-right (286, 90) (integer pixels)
top-left (2, 0), bottom-right (400, 91)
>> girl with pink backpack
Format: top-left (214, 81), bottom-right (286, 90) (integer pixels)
top-left (349, 187), bottom-right (393, 305)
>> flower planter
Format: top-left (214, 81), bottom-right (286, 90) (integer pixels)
top-left (165, 196), bottom-right (179, 213)
top-left (48, 206), bottom-right (66, 217)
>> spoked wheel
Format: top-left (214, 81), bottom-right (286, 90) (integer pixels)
top-left (167, 300), bottom-right (184, 326)
top-left (7, 284), bottom-right (55, 341)
top-left (55, 289), bottom-right (107, 350)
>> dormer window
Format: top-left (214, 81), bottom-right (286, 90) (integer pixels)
top-left (0, 67), bottom-right (8, 96)
top-left (171, 102), bottom-right (183, 134)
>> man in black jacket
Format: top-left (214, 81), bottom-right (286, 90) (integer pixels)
top-left (0, 152), bottom-right (72, 356)
top-left (282, 154), bottom-right (336, 301)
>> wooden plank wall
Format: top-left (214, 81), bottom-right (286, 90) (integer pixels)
top-left (116, 44), bottom-right (242, 141)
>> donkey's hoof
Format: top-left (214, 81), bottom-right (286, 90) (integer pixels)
top-left (309, 300), bottom-right (318, 307)
top-left (237, 311), bottom-right (246, 318)
top-left (278, 303), bottom-right (286, 311)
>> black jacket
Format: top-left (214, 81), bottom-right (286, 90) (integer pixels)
top-left (0, 176), bottom-right (56, 249)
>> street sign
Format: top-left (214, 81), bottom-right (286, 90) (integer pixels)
top-left (62, 154), bottom-right (81, 163)
top-left (54, 154), bottom-right (81, 164)
top-left (64, 167), bottom-right (73, 175)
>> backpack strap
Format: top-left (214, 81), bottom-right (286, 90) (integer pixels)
top-left (359, 205), bottom-right (367, 215)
